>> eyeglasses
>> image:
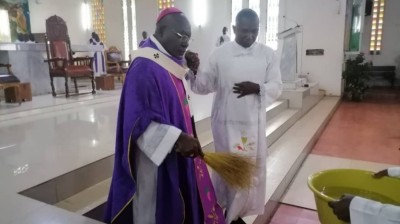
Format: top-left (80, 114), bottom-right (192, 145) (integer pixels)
top-left (175, 32), bottom-right (193, 43)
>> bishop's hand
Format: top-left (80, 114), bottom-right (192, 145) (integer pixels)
top-left (174, 133), bottom-right (204, 158)
top-left (185, 50), bottom-right (200, 75)
top-left (233, 81), bottom-right (260, 98)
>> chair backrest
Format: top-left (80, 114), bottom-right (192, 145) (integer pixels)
top-left (45, 15), bottom-right (71, 61)
top-left (106, 46), bottom-right (123, 62)
top-left (51, 40), bottom-right (70, 60)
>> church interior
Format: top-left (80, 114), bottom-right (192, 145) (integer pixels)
top-left (0, 0), bottom-right (399, 223)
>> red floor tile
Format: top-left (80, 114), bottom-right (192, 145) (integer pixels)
top-left (268, 204), bottom-right (319, 224)
top-left (312, 97), bottom-right (400, 165)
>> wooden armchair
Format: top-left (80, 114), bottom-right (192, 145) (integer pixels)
top-left (105, 46), bottom-right (130, 83)
top-left (44, 15), bottom-right (95, 97)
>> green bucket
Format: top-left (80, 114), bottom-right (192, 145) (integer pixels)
top-left (308, 169), bottom-right (400, 224)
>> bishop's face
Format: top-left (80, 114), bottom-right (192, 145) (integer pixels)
top-left (160, 15), bottom-right (191, 59)
top-left (233, 17), bottom-right (259, 48)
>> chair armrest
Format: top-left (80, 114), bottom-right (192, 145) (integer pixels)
top-left (72, 57), bottom-right (93, 67)
top-left (107, 61), bottom-right (120, 66)
top-left (119, 60), bottom-right (131, 65)
top-left (44, 58), bottom-right (65, 63)
top-left (73, 56), bottom-right (94, 61)
top-left (0, 63), bottom-right (11, 68)
top-left (107, 61), bottom-right (121, 70)
top-left (44, 58), bottom-right (67, 69)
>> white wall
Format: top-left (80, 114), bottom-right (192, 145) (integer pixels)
top-left (361, 0), bottom-right (400, 78)
top-left (135, 0), bottom-right (158, 45)
top-left (279, 0), bottom-right (347, 96)
top-left (103, 0), bottom-right (124, 52)
top-left (28, 0), bottom-right (90, 44)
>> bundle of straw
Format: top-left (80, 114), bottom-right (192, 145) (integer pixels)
top-left (190, 116), bottom-right (255, 189)
top-left (202, 152), bottom-right (256, 190)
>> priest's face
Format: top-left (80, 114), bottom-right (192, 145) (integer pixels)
top-left (160, 15), bottom-right (191, 58)
top-left (233, 17), bottom-right (259, 48)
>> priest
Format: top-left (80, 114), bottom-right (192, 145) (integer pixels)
top-left (186, 8), bottom-right (282, 224)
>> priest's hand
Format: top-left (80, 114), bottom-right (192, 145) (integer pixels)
top-left (374, 169), bottom-right (389, 178)
top-left (233, 82), bottom-right (260, 98)
top-left (174, 133), bottom-right (203, 157)
top-left (185, 50), bottom-right (200, 75)
top-left (328, 194), bottom-right (354, 222)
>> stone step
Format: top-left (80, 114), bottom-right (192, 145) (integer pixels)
top-left (244, 97), bottom-right (340, 224)
top-left (266, 108), bottom-right (300, 147)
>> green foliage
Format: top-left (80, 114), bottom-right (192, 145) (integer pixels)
top-left (342, 53), bottom-right (371, 101)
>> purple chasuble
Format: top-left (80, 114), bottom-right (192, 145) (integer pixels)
top-left (104, 38), bottom-right (224, 224)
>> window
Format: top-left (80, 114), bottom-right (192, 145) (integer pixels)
top-left (158, 0), bottom-right (174, 11)
top-left (249, 0), bottom-right (260, 17)
top-left (348, 1), bottom-right (362, 52)
top-left (231, 0), bottom-right (242, 38)
top-left (131, 0), bottom-right (138, 50)
top-left (249, 0), bottom-right (261, 41)
top-left (266, 0), bottom-right (280, 50)
top-left (91, 0), bottom-right (106, 44)
top-left (0, 9), bottom-right (11, 42)
top-left (193, 0), bottom-right (206, 26)
top-left (81, 2), bottom-right (91, 31)
top-left (122, 0), bottom-right (130, 60)
top-left (370, 0), bottom-right (385, 54)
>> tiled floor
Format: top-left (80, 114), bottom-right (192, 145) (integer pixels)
top-left (0, 90), bottom-right (121, 122)
top-left (55, 179), bottom-right (111, 214)
top-left (0, 94), bottom-right (117, 223)
top-left (270, 90), bottom-right (400, 224)
top-left (268, 204), bottom-right (319, 224)
top-left (312, 99), bottom-right (400, 164)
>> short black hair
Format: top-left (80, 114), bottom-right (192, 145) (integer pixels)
top-left (235, 8), bottom-right (259, 24)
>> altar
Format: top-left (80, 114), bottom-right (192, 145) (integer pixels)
top-left (0, 43), bottom-right (104, 96)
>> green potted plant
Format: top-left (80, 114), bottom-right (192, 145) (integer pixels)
top-left (342, 53), bottom-right (371, 101)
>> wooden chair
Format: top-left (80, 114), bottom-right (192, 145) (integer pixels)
top-left (44, 15), bottom-right (96, 97)
top-left (0, 64), bottom-right (21, 104)
top-left (105, 46), bottom-right (130, 83)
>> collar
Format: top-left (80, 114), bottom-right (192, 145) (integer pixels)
top-left (231, 41), bottom-right (258, 57)
top-left (150, 35), bottom-right (171, 57)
